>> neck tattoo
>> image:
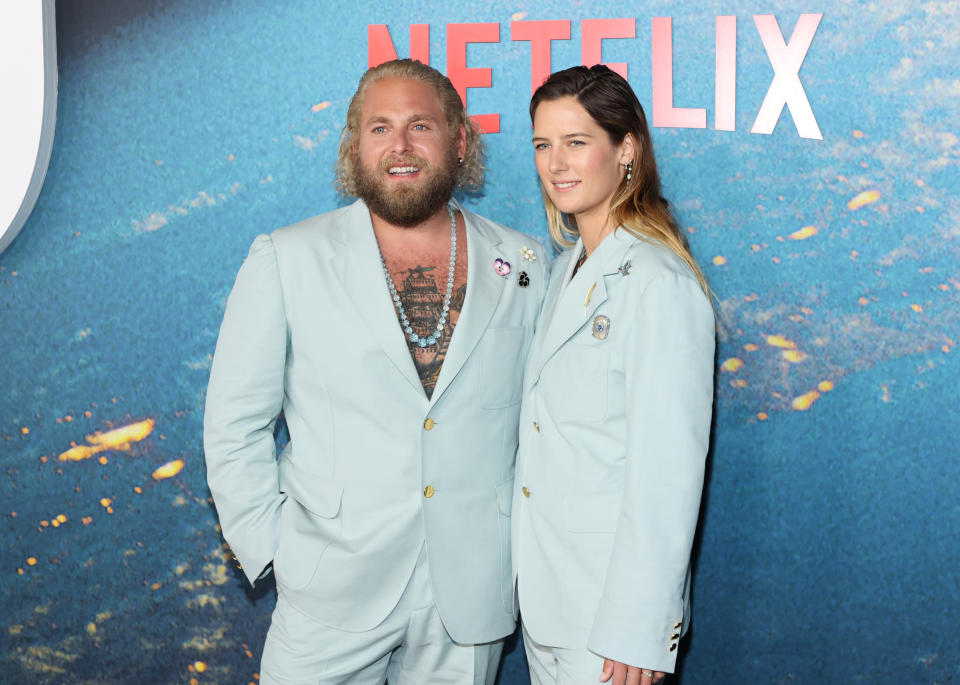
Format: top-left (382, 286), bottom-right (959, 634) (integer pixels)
top-left (379, 203), bottom-right (457, 348)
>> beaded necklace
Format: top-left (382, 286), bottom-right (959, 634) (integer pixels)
top-left (379, 203), bottom-right (457, 348)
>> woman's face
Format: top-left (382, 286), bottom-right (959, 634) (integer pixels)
top-left (532, 96), bottom-right (633, 239)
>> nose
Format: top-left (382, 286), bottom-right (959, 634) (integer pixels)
top-left (389, 128), bottom-right (411, 155)
top-left (547, 147), bottom-right (567, 174)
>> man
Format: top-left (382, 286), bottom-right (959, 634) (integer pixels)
top-left (203, 59), bottom-right (548, 684)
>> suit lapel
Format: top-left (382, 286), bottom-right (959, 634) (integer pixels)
top-left (520, 244), bottom-right (575, 389)
top-left (430, 202), bottom-right (505, 406)
top-left (331, 200), bottom-right (425, 397)
top-left (531, 230), bottom-right (635, 384)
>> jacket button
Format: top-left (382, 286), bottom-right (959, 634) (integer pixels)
top-left (522, 486), bottom-right (531, 498)
top-left (423, 485), bottom-right (435, 498)
top-left (532, 421), bottom-right (540, 432)
top-left (423, 418), bottom-right (435, 431)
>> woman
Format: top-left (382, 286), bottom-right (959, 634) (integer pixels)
top-left (512, 65), bottom-right (716, 685)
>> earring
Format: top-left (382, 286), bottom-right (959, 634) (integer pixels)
top-left (625, 162), bottom-right (633, 181)
top-left (458, 157), bottom-right (463, 165)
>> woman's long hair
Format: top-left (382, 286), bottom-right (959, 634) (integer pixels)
top-left (530, 65), bottom-right (709, 295)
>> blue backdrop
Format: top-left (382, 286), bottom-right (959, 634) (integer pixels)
top-left (2, 1), bottom-right (958, 682)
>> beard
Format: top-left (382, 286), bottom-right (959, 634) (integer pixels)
top-left (354, 147), bottom-right (459, 227)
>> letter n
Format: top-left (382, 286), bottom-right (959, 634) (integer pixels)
top-left (367, 24), bottom-right (430, 68)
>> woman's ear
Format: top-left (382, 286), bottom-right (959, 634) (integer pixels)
top-left (619, 133), bottom-right (638, 166)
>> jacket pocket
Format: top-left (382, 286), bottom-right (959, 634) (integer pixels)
top-left (480, 327), bottom-right (526, 408)
top-left (542, 344), bottom-right (609, 423)
top-left (274, 465), bottom-right (345, 590)
top-left (280, 461), bottom-right (343, 519)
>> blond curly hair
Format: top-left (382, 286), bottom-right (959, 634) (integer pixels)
top-left (336, 59), bottom-right (485, 195)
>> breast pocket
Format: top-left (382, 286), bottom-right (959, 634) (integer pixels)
top-left (541, 343), bottom-right (610, 423)
top-left (479, 326), bottom-right (526, 409)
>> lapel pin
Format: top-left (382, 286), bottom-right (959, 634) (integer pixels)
top-left (619, 260), bottom-right (632, 276)
top-left (520, 246), bottom-right (537, 262)
top-left (494, 258), bottom-right (511, 277)
top-left (517, 271), bottom-right (530, 288)
top-left (584, 282), bottom-right (596, 313)
top-left (592, 315), bottom-right (610, 340)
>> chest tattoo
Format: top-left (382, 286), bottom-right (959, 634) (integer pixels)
top-left (392, 265), bottom-right (468, 399)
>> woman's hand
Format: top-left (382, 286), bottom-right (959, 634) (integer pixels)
top-left (600, 658), bottom-right (666, 685)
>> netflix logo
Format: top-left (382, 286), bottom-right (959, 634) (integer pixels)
top-left (368, 14), bottom-right (823, 140)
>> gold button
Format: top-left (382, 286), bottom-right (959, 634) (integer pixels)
top-left (670, 633), bottom-right (680, 640)
top-left (533, 421), bottom-right (540, 432)
top-left (522, 486), bottom-right (531, 498)
top-left (424, 418), bottom-right (435, 431)
top-left (423, 485), bottom-right (435, 498)
top-left (674, 621), bottom-right (682, 629)
top-left (669, 643), bottom-right (677, 652)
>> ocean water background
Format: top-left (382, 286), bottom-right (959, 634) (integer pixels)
top-left (2, 0), bottom-right (958, 682)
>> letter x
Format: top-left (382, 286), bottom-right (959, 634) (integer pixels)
top-left (751, 13), bottom-right (823, 140)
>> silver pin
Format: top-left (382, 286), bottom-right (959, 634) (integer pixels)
top-left (592, 315), bottom-right (610, 340)
top-left (619, 260), bottom-right (632, 276)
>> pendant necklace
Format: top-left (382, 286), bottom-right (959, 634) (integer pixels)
top-left (379, 203), bottom-right (457, 348)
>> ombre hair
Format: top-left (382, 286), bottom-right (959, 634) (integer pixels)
top-left (336, 59), bottom-right (485, 195)
top-left (530, 65), bottom-right (709, 295)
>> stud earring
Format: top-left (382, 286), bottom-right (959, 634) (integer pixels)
top-left (458, 157), bottom-right (463, 165)
top-left (625, 162), bottom-right (633, 181)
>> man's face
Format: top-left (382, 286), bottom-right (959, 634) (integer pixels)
top-left (354, 77), bottom-right (464, 227)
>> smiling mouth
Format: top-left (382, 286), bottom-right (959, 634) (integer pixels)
top-left (552, 181), bottom-right (579, 190)
top-left (388, 166), bottom-right (420, 176)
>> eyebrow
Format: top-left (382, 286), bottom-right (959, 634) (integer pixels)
top-left (365, 113), bottom-right (441, 127)
top-left (531, 132), bottom-right (596, 142)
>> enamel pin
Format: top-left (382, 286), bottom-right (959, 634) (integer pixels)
top-left (494, 258), bottom-right (511, 276)
top-left (517, 271), bottom-right (530, 287)
top-left (520, 246), bottom-right (537, 262)
top-left (619, 260), bottom-right (632, 276)
top-left (592, 315), bottom-right (610, 340)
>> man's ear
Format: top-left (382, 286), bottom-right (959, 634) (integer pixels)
top-left (456, 125), bottom-right (467, 160)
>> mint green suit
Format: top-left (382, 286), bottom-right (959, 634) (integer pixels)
top-left (513, 228), bottom-right (715, 673)
top-left (204, 199), bottom-right (548, 644)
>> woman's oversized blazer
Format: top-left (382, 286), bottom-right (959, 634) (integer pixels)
top-left (512, 228), bottom-right (716, 673)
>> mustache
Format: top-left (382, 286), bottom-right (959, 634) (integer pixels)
top-left (378, 155), bottom-right (429, 171)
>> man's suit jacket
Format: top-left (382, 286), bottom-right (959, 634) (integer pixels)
top-left (204, 199), bottom-right (548, 643)
top-left (512, 228), bottom-right (715, 672)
